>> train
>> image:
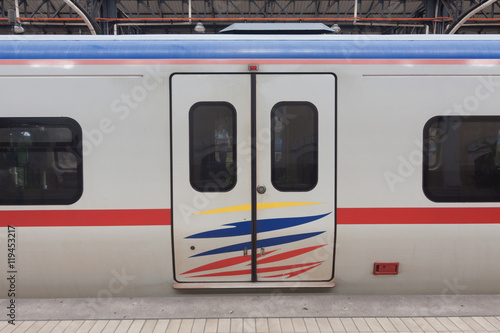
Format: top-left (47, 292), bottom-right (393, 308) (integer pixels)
top-left (1, 33), bottom-right (500, 298)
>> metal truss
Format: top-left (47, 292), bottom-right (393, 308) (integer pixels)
top-left (1, 0), bottom-right (499, 34)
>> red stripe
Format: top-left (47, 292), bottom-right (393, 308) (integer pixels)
top-left (191, 261), bottom-right (322, 278)
top-left (0, 209), bottom-right (171, 227)
top-left (3, 207), bottom-right (500, 227)
top-left (337, 207), bottom-right (500, 225)
top-left (262, 263), bottom-right (322, 279)
top-left (182, 255), bottom-right (251, 275)
top-left (191, 269), bottom-right (251, 277)
top-left (256, 245), bottom-right (326, 265)
top-left (1, 59), bottom-right (500, 66)
top-left (182, 251), bottom-right (275, 275)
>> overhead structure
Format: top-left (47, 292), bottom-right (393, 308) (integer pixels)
top-left (60, 0), bottom-right (98, 34)
top-left (446, 0), bottom-right (499, 33)
top-left (1, 0), bottom-right (499, 35)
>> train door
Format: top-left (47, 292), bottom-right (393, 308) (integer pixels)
top-left (171, 73), bottom-right (335, 285)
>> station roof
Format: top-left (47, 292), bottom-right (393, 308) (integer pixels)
top-left (1, 0), bottom-right (499, 35)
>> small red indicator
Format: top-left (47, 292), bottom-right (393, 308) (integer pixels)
top-left (248, 65), bottom-right (259, 71)
top-left (373, 262), bottom-right (399, 275)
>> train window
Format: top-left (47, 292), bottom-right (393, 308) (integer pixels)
top-left (423, 116), bottom-right (500, 202)
top-left (271, 102), bottom-right (318, 192)
top-left (189, 103), bottom-right (237, 192)
top-left (0, 118), bottom-right (83, 205)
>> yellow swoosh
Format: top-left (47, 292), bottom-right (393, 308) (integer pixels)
top-left (194, 202), bottom-right (323, 215)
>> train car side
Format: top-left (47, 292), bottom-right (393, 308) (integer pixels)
top-left (0, 36), bottom-right (499, 297)
top-left (0, 63), bottom-right (172, 297)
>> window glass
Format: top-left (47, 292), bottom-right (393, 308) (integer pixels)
top-left (190, 103), bottom-right (236, 192)
top-left (0, 118), bottom-right (83, 205)
top-left (424, 116), bottom-right (500, 202)
top-left (271, 102), bottom-right (318, 192)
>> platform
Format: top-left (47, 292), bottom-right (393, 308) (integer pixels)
top-left (1, 295), bottom-right (500, 333)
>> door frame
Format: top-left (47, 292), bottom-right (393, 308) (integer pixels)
top-left (170, 72), bottom-right (338, 287)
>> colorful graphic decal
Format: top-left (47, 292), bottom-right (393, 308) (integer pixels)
top-left (182, 205), bottom-right (331, 279)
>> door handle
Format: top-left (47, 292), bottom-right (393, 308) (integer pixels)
top-left (243, 247), bottom-right (248, 257)
top-left (260, 247), bottom-right (265, 256)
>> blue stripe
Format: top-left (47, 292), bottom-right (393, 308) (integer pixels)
top-left (1, 40), bottom-right (500, 60)
top-left (186, 220), bottom-right (251, 239)
top-left (190, 231), bottom-right (324, 257)
top-left (186, 212), bottom-right (331, 239)
top-left (258, 213), bottom-right (331, 233)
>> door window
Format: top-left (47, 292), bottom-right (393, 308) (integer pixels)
top-left (271, 102), bottom-right (318, 192)
top-left (189, 102), bottom-right (237, 192)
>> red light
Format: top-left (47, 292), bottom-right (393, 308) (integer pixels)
top-left (248, 65), bottom-right (259, 71)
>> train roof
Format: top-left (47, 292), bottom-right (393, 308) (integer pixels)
top-left (0, 34), bottom-right (500, 60)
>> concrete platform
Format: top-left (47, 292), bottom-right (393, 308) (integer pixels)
top-left (2, 316), bottom-right (500, 333)
top-left (6, 295), bottom-right (500, 320)
top-left (1, 295), bottom-right (499, 333)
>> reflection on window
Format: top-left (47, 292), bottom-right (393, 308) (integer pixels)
top-left (0, 118), bottom-right (83, 205)
top-left (424, 116), bottom-right (500, 202)
top-left (271, 102), bottom-right (318, 192)
top-left (190, 103), bottom-right (236, 192)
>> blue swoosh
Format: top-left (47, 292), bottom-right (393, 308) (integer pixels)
top-left (186, 212), bottom-right (331, 239)
top-left (190, 231), bottom-right (325, 257)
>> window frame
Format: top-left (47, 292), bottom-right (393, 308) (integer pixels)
top-left (188, 102), bottom-right (237, 193)
top-left (0, 117), bottom-right (83, 205)
top-left (271, 101), bottom-right (319, 192)
top-left (423, 115), bottom-right (500, 203)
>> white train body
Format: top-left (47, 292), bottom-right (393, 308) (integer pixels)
top-left (0, 35), bottom-right (500, 298)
